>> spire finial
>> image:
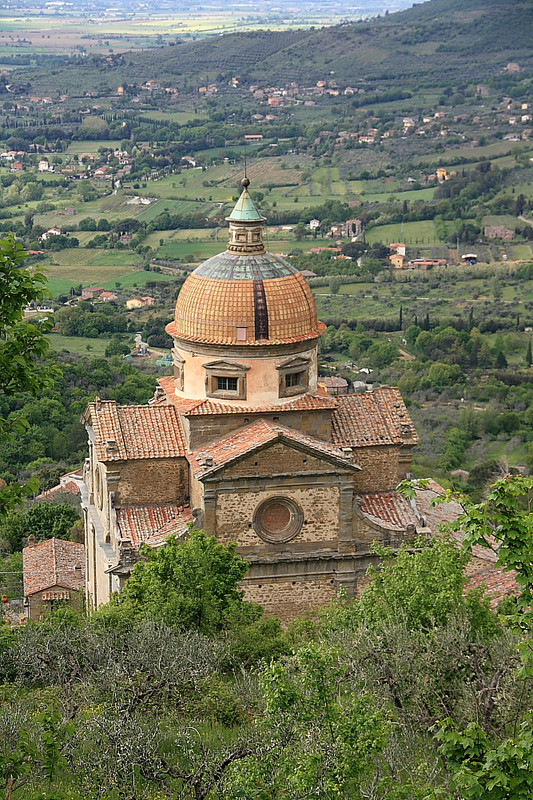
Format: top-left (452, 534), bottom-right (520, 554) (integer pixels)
top-left (242, 176), bottom-right (250, 189)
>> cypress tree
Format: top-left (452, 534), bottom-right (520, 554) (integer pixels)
top-left (527, 339), bottom-right (532, 368)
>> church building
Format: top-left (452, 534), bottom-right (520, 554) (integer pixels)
top-left (81, 179), bottom-right (428, 620)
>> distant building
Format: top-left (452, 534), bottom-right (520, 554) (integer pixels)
top-left (485, 225), bottom-right (515, 241)
top-left (390, 243), bottom-right (406, 257)
top-left (409, 258), bottom-right (448, 270)
top-left (99, 291), bottom-right (119, 302)
top-left (23, 538), bottom-right (85, 621)
top-left (81, 286), bottom-right (105, 300)
top-left (389, 253), bottom-right (406, 269)
top-left (125, 296), bottom-right (155, 310)
top-left (319, 376), bottom-right (349, 395)
top-left (40, 227), bottom-right (64, 241)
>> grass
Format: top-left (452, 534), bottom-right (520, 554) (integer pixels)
top-left (366, 220), bottom-right (440, 246)
top-left (104, 270), bottom-right (177, 290)
top-left (46, 333), bottom-right (112, 355)
top-left (66, 141), bottom-right (122, 155)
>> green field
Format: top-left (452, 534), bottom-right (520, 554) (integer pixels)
top-left (366, 220), bottom-right (440, 246)
top-left (46, 333), bottom-right (112, 355)
top-left (66, 141), bottom-right (122, 155)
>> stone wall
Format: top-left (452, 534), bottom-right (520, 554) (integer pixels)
top-left (214, 482), bottom-right (340, 549)
top-left (187, 409), bottom-right (332, 450)
top-left (113, 458), bottom-right (189, 506)
top-left (243, 576), bottom-right (338, 621)
top-left (221, 441), bottom-right (344, 480)
top-left (27, 587), bottom-right (84, 621)
top-left (351, 445), bottom-right (401, 493)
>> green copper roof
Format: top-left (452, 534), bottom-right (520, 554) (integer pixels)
top-left (227, 180), bottom-right (264, 222)
top-left (193, 251), bottom-right (298, 280)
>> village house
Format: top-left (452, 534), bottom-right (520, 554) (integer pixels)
top-left (23, 538), bottom-right (85, 621)
top-left (125, 296), bottom-right (156, 310)
top-left (81, 286), bottom-right (105, 300)
top-left (485, 225), bottom-right (515, 241)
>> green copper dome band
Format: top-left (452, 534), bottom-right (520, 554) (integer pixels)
top-left (192, 251), bottom-right (299, 280)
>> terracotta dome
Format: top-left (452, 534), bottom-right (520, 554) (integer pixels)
top-left (169, 182), bottom-right (324, 346)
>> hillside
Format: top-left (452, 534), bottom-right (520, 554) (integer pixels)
top-left (21, 0), bottom-right (533, 95)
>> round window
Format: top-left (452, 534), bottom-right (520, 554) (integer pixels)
top-left (253, 497), bottom-right (303, 543)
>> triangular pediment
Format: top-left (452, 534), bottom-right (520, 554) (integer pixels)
top-left (192, 420), bottom-right (360, 480)
top-left (202, 360), bottom-right (249, 372)
top-left (276, 356), bottom-right (310, 371)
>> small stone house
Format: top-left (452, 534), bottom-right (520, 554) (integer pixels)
top-left (23, 538), bottom-right (85, 620)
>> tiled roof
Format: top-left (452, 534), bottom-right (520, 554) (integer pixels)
top-left (358, 491), bottom-right (421, 531)
top-left (319, 376), bottom-right (348, 388)
top-left (84, 400), bottom-right (187, 462)
top-left (414, 479), bottom-right (498, 564)
top-left (332, 388), bottom-right (419, 448)
top-left (190, 419), bottom-right (358, 477)
top-left (158, 376), bottom-right (337, 416)
top-left (416, 480), bottom-right (519, 607)
top-left (23, 538), bottom-right (85, 596)
top-left (35, 480), bottom-right (81, 501)
top-left (170, 269), bottom-right (323, 346)
top-left (465, 568), bottom-right (520, 608)
top-left (116, 504), bottom-right (193, 548)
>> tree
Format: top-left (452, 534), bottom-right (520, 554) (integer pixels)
top-left (0, 502), bottom-right (80, 553)
top-left (353, 536), bottom-right (495, 634)
top-left (0, 236), bottom-right (57, 513)
top-left (431, 476), bottom-right (533, 798)
top-left (328, 275), bottom-right (342, 294)
top-left (112, 528), bottom-right (250, 634)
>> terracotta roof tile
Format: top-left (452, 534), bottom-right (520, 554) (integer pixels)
top-left (414, 479), bottom-right (499, 564)
top-left (190, 419), bottom-right (357, 477)
top-left (35, 480), bottom-right (81, 501)
top-left (23, 538), bottom-right (85, 596)
top-left (358, 491), bottom-right (421, 531)
top-left (465, 568), bottom-right (520, 607)
top-left (84, 400), bottom-right (187, 461)
top-left (116, 504), bottom-right (193, 548)
top-left (332, 388), bottom-right (419, 448)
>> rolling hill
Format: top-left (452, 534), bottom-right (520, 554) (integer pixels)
top-left (15, 0), bottom-right (533, 98)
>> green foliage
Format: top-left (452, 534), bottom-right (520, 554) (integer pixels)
top-left (0, 502), bottom-right (80, 553)
top-left (452, 476), bottom-right (533, 655)
top-left (113, 528), bottom-right (250, 634)
top-left (436, 717), bottom-right (533, 800)
top-left (354, 536), bottom-right (496, 636)
top-left (0, 236), bottom-right (59, 515)
top-left (231, 645), bottom-right (389, 799)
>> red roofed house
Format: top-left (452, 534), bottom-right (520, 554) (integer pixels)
top-left (23, 538), bottom-right (85, 621)
top-left (82, 180), bottom-right (429, 620)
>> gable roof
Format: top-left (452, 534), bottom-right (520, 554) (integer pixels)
top-left (23, 538), bottom-right (85, 596)
top-left (332, 387), bottom-right (419, 448)
top-left (190, 419), bottom-right (359, 478)
top-left (116, 504), bottom-right (193, 548)
top-left (83, 399), bottom-right (187, 462)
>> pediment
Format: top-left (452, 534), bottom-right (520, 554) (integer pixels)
top-left (276, 356), bottom-right (310, 371)
top-left (202, 359), bottom-right (250, 372)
